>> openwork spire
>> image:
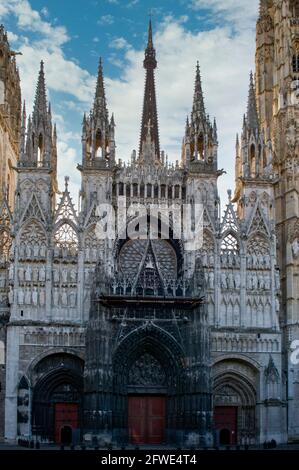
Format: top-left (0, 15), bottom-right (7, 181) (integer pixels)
top-left (192, 62), bottom-right (206, 120)
top-left (139, 20), bottom-right (160, 161)
top-left (93, 57), bottom-right (108, 120)
top-left (246, 72), bottom-right (259, 132)
top-left (32, 61), bottom-right (48, 124)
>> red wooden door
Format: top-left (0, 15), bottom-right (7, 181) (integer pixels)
top-left (214, 406), bottom-right (238, 445)
top-left (128, 396), bottom-right (166, 445)
top-left (54, 403), bottom-right (78, 444)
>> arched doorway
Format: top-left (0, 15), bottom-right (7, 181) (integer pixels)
top-left (127, 353), bottom-right (167, 445)
top-left (213, 368), bottom-right (257, 445)
top-left (31, 353), bottom-right (84, 443)
top-left (112, 325), bottom-right (186, 445)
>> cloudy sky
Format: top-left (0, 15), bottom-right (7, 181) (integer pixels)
top-left (0, 0), bottom-right (259, 211)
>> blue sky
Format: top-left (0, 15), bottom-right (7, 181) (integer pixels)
top-left (0, 0), bottom-right (259, 210)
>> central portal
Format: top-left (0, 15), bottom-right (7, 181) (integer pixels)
top-left (128, 396), bottom-right (166, 445)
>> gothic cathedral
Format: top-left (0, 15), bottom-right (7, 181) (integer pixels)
top-left (0, 1), bottom-right (298, 447)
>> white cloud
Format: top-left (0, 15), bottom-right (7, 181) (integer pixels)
top-left (191, 0), bottom-right (259, 30)
top-left (98, 14), bottom-right (115, 25)
top-left (109, 37), bottom-right (131, 50)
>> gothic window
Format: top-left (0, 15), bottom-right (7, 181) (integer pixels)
top-left (19, 221), bottom-right (47, 259)
top-left (168, 186), bottom-right (172, 199)
top-left (161, 185), bottom-right (166, 198)
top-left (154, 184), bottom-right (159, 198)
top-left (175, 185), bottom-right (180, 199)
top-left (133, 183), bottom-right (138, 197)
top-left (198, 133), bottom-right (204, 159)
top-left (147, 184), bottom-right (152, 198)
top-left (126, 184), bottom-right (131, 198)
top-left (95, 129), bottom-right (103, 158)
top-left (37, 134), bottom-right (43, 165)
top-left (250, 144), bottom-right (256, 177)
top-left (292, 54), bottom-right (299, 73)
top-left (118, 239), bottom-right (177, 280)
top-left (140, 184), bottom-right (144, 198)
top-left (54, 223), bottom-right (78, 256)
top-left (221, 232), bottom-right (239, 254)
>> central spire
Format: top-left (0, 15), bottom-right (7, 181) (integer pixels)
top-left (139, 20), bottom-right (160, 161)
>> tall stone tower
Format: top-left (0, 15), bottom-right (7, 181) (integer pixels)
top-left (255, 0), bottom-right (299, 440)
top-left (0, 24), bottom-right (21, 442)
top-left (0, 24), bottom-right (21, 209)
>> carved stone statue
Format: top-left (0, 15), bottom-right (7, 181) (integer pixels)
top-left (292, 238), bottom-right (299, 259)
top-left (221, 272), bottom-right (227, 289)
top-left (264, 254), bottom-right (271, 269)
top-left (39, 244), bottom-right (46, 258)
top-left (39, 266), bottom-right (46, 282)
top-left (252, 253), bottom-right (258, 269)
top-left (70, 269), bottom-right (77, 283)
top-left (209, 271), bottom-right (214, 289)
top-left (53, 269), bottom-right (60, 283)
top-left (265, 275), bottom-right (271, 290)
top-left (18, 288), bottom-right (24, 305)
top-left (258, 274), bottom-right (265, 290)
top-left (202, 252), bottom-right (208, 267)
top-left (53, 289), bottom-right (59, 307)
top-left (32, 287), bottom-right (38, 306)
top-left (69, 291), bottom-right (77, 307)
top-left (62, 268), bottom-right (68, 284)
top-left (234, 273), bottom-right (241, 289)
top-left (32, 267), bottom-right (39, 282)
top-left (25, 266), bottom-right (32, 282)
top-left (33, 244), bottom-right (39, 258)
top-left (39, 289), bottom-right (45, 306)
top-left (18, 268), bottom-right (24, 281)
top-left (228, 272), bottom-right (234, 289)
top-left (8, 287), bottom-right (13, 304)
top-left (252, 273), bottom-right (258, 290)
top-left (25, 244), bottom-right (32, 259)
top-left (61, 289), bottom-right (68, 306)
top-left (25, 288), bottom-right (31, 305)
top-left (19, 245), bottom-right (25, 259)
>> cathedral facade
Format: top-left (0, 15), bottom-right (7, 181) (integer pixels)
top-left (0, 0), bottom-right (298, 447)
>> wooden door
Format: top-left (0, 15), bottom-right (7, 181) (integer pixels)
top-left (54, 403), bottom-right (78, 444)
top-left (214, 406), bottom-right (238, 445)
top-left (128, 396), bottom-right (166, 445)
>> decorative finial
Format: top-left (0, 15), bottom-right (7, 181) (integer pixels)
top-left (65, 176), bottom-right (70, 188)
